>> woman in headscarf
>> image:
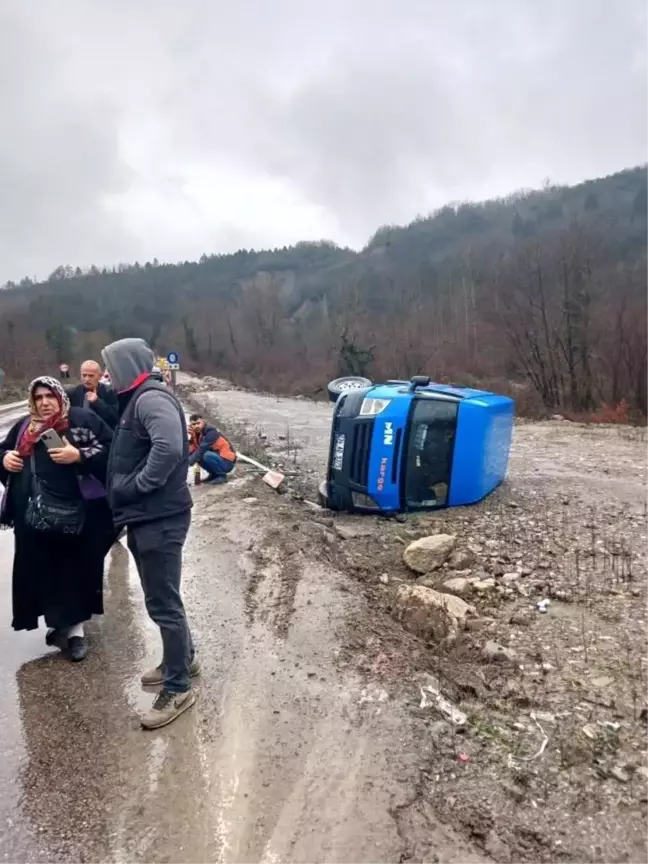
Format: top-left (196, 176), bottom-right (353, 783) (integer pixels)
top-left (0, 376), bottom-right (114, 661)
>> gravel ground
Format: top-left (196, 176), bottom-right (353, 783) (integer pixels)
top-left (180, 376), bottom-right (648, 864)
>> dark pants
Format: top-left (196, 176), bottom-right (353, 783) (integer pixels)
top-left (127, 511), bottom-right (194, 693)
top-left (200, 451), bottom-right (235, 477)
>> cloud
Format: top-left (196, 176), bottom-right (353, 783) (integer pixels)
top-left (0, 2), bottom-right (138, 282)
top-left (0, 0), bottom-right (645, 282)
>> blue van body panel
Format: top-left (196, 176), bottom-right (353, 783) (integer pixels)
top-left (324, 379), bottom-right (515, 512)
top-left (365, 389), bottom-right (409, 511)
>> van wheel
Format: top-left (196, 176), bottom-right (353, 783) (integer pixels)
top-left (327, 376), bottom-right (372, 403)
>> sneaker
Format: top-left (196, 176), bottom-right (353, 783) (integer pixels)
top-left (205, 474), bottom-right (228, 485)
top-left (141, 657), bottom-right (201, 688)
top-left (141, 689), bottom-right (196, 730)
top-left (68, 636), bottom-right (87, 662)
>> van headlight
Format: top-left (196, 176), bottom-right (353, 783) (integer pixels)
top-left (359, 398), bottom-right (391, 417)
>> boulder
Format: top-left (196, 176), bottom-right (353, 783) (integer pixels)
top-left (394, 584), bottom-right (474, 642)
top-left (403, 534), bottom-right (457, 574)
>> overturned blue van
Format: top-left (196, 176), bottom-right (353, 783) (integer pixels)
top-left (319, 376), bottom-right (514, 513)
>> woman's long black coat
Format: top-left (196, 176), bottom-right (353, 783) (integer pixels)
top-left (0, 408), bottom-right (114, 631)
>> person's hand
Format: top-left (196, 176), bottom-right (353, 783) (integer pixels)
top-left (49, 438), bottom-right (81, 465)
top-left (2, 451), bottom-right (23, 473)
top-left (86, 390), bottom-right (98, 404)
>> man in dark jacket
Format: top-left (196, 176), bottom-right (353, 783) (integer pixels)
top-left (67, 360), bottom-right (119, 429)
top-left (102, 337), bottom-right (198, 730)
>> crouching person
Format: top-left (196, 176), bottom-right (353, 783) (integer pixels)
top-left (188, 414), bottom-right (236, 485)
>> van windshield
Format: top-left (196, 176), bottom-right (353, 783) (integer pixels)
top-left (403, 398), bottom-right (458, 508)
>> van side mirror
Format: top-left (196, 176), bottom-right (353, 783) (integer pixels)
top-left (410, 376), bottom-right (431, 391)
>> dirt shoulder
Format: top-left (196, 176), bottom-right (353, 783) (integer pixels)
top-left (180, 377), bottom-right (648, 864)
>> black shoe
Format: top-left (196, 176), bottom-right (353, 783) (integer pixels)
top-left (45, 628), bottom-right (67, 650)
top-left (68, 636), bottom-right (87, 662)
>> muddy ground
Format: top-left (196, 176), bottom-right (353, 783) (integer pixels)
top-left (181, 375), bottom-right (648, 864)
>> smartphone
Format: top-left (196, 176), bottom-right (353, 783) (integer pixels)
top-left (40, 429), bottom-right (64, 450)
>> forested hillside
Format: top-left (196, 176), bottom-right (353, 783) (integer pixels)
top-left (1, 166), bottom-right (646, 416)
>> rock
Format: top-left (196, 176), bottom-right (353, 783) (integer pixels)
top-left (403, 534), bottom-right (457, 574)
top-left (448, 549), bottom-right (475, 570)
top-left (470, 577), bottom-right (496, 593)
top-left (243, 497), bottom-right (259, 504)
top-left (550, 588), bottom-right (573, 602)
top-left (501, 781), bottom-right (526, 802)
top-left (379, 573), bottom-right (390, 585)
top-left (611, 765), bottom-right (631, 783)
top-left (509, 610), bottom-right (532, 626)
top-left (502, 572), bottom-right (520, 584)
top-left (442, 577), bottom-right (471, 597)
top-left (420, 686), bottom-right (467, 726)
top-left (465, 616), bottom-right (496, 632)
top-left (484, 831), bottom-right (511, 863)
top-left (503, 679), bottom-right (521, 699)
top-left (591, 676), bottom-right (614, 689)
top-left (394, 585), bottom-right (474, 642)
top-left (483, 640), bottom-right (518, 663)
top-left (335, 523), bottom-right (375, 541)
top-left (489, 563), bottom-right (505, 577)
top-left (551, 414), bottom-right (565, 421)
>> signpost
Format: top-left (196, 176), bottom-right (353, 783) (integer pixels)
top-left (166, 351), bottom-right (180, 391)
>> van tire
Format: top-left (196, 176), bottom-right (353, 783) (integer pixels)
top-left (327, 376), bottom-right (372, 403)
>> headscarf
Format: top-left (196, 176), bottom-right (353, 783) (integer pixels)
top-left (17, 376), bottom-right (70, 458)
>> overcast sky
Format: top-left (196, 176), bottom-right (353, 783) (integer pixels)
top-left (1, 0), bottom-right (646, 283)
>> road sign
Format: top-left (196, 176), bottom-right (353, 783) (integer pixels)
top-left (166, 351), bottom-right (180, 370)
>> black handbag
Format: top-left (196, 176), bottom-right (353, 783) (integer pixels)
top-left (25, 455), bottom-right (85, 535)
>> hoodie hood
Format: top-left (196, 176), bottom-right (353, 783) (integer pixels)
top-left (101, 338), bottom-right (155, 394)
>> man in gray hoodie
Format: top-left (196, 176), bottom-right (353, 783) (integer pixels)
top-left (101, 337), bottom-right (199, 729)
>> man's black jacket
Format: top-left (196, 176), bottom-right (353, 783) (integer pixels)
top-left (67, 382), bottom-right (119, 428)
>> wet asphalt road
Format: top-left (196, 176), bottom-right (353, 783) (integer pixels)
top-left (0, 404), bottom-right (472, 863)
